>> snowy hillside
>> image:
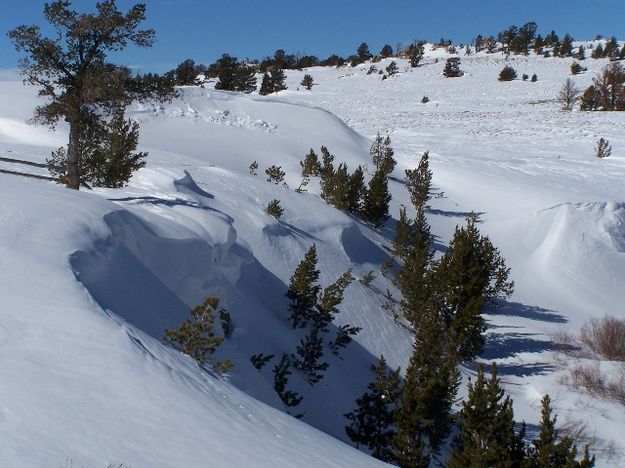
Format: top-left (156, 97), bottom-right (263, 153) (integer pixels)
top-left (1, 44), bottom-right (625, 467)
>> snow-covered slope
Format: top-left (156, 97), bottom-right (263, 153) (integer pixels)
top-left (1, 44), bottom-right (625, 466)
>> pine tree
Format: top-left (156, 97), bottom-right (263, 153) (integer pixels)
top-left (559, 34), bottom-right (574, 57)
top-left (443, 57), bottom-right (463, 77)
top-left (9, 0), bottom-right (176, 190)
top-left (272, 354), bottom-right (304, 409)
top-left (363, 169), bottom-right (391, 227)
top-left (173, 58), bottom-right (202, 85)
top-left (394, 306), bottom-right (460, 465)
top-left (409, 42), bottom-right (425, 67)
top-left (595, 138), bottom-right (611, 158)
top-left (604, 36), bottom-right (619, 59)
top-left (163, 297), bottom-right (233, 373)
top-left (370, 134), bottom-right (396, 175)
top-left (293, 327), bottom-right (329, 385)
top-left (266, 199), bottom-right (284, 219)
top-left (347, 165), bottom-right (366, 215)
top-left (48, 107), bottom-right (147, 188)
top-left (392, 206), bottom-right (413, 261)
top-left (297, 148), bottom-right (321, 191)
top-left (315, 269), bottom-right (354, 333)
top-left (396, 207), bottom-right (433, 327)
top-left (329, 324), bottom-right (362, 356)
top-left (270, 67), bottom-right (288, 92)
top-left (265, 165), bottom-right (286, 184)
top-left (259, 72), bottom-right (273, 95)
top-left (249, 160), bottom-right (259, 175)
top-left (499, 65), bottom-right (518, 81)
top-left (434, 214), bottom-right (514, 361)
top-left (528, 395), bottom-right (595, 467)
top-left (380, 44), bottom-right (394, 58)
top-left (357, 42), bottom-right (372, 62)
top-left (233, 63), bottom-right (257, 92)
top-left (344, 356), bottom-right (401, 462)
top-left (448, 363), bottom-right (527, 467)
top-left (300, 74), bottom-right (314, 90)
top-left (404, 151), bottom-right (432, 211)
top-left (591, 43), bottom-right (604, 59)
top-left (580, 86), bottom-right (600, 111)
top-left (214, 54), bottom-right (239, 90)
top-left (286, 245), bottom-right (321, 329)
top-left (319, 145), bottom-right (336, 201)
top-left (577, 46), bottom-right (586, 60)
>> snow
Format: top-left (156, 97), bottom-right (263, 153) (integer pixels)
top-left (1, 45), bottom-right (625, 466)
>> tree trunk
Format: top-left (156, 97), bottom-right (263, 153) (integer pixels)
top-left (66, 120), bottom-right (81, 190)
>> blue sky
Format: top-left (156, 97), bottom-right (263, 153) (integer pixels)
top-left (1, 0), bottom-right (623, 73)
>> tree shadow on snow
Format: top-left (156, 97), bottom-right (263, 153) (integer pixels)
top-left (486, 300), bottom-right (568, 324)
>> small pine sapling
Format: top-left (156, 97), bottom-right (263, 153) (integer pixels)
top-left (249, 160), bottom-right (259, 175)
top-left (360, 270), bottom-right (376, 286)
top-left (498, 65), bottom-right (517, 81)
top-left (595, 138), bottom-right (612, 158)
top-left (265, 165), bottom-right (286, 184)
top-left (300, 74), bottom-right (314, 90)
top-left (266, 199), bottom-right (284, 219)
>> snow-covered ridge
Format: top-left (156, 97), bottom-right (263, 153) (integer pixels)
top-left (1, 44), bottom-right (625, 466)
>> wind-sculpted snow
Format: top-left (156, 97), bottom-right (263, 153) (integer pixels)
top-left (2, 43), bottom-right (625, 465)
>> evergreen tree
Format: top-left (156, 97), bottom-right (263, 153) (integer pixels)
top-left (559, 34), bottom-right (574, 57)
top-left (270, 67), bottom-right (288, 92)
top-left (533, 35), bottom-right (544, 54)
top-left (448, 363), bottom-right (527, 467)
top-left (434, 214), bottom-right (514, 361)
top-left (272, 354), bottom-right (304, 409)
top-left (392, 206), bottom-right (413, 261)
top-left (344, 356), bottom-right (401, 462)
top-left (266, 199), bottom-right (284, 219)
top-left (265, 165), bottom-right (286, 184)
top-left (528, 395), bottom-right (595, 467)
top-left (396, 207), bottom-right (433, 327)
top-left (329, 324), bottom-right (362, 356)
top-left (319, 146), bottom-right (336, 201)
top-left (604, 36), bottom-right (619, 59)
top-left (577, 46), bottom-right (586, 60)
top-left (409, 41), bottom-right (425, 67)
top-left (9, 0), bottom-right (176, 190)
top-left (363, 168), bottom-right (391, 227)
top-left (315, 269), bottom-right (354, 333)
top-left (595, 138), bottom-right (612, 158)
top-left (591, 43), bottom-right (604, 59)
top-left (293, 327), bottom-right (328, 385)
top-left (300, 74), bottom-right (314, 90)
top-left (286, 245), bottom-right (321, 329)
top-left (163, 296), bottom-right (233, 373)
top-left (580, 86), bottom-right (600, 111)
top-left (404, 151), bottom-right (432, 211)
top-left (48, 107), bottom-right (148, 188)
top-left (346, 165), bottom-right (366, 215)
top-left (259, 72), bottom-right (273, 95)
top-left (173, 58), bottom-right (202, 85)
top-left (499, 65), bottom-right (518, 81)
top-left (232, 63), bottom-right (257, 92)
top-left (380, 44), bottom-right (394, 58)
top-left (443, 57), bottom-right (463, 77)
top-left (394, 305), bottom-right (460, 465)
top-left (370, 134), bottom-right (397, 175)
top-left (357, 42), bottom-right (372, 62)
top-left (214, 54), bottom-right (239, 90)
top-left (249, 160), bottom-right (259, 175)
top-left (297, 148), bottom-right (321, 191)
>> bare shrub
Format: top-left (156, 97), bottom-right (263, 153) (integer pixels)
top-left (566, 362), bottom-right (625, 405)
top-left (580, 316), bottom-right (625, 360)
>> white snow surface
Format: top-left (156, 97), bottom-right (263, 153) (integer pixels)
top-left (1, 47), bottom-right (625, 466)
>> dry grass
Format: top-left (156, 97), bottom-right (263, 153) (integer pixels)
top-left (556, 316), bottom-right (625, 407)
top-left (580, 316), bottom-right (625, 361)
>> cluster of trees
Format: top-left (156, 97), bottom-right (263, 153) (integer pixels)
top-left (9, 0), bottom-right (177, 190)
top-left (475, 23), bottom-right (575, 57)
top-left (295, 135), bottom-right (396, 227)
top-left (590, 37), bottom-right (625, 60)
top-left (580, 62), bottom-right (625, 111)
top-left (347, 359), bottom-right (594, 466)
top-left (249, 245), bottom-right (360, 412)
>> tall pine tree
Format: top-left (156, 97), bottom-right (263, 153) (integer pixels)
top-left (448, 363), bottom-right (526, 467)
top-left (344, 355), bottom-right (401, 462)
